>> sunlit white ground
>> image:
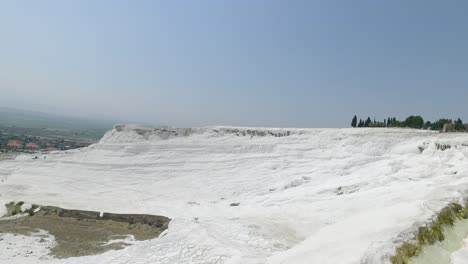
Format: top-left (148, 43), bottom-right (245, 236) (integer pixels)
top-left (0, 230), bottom-right (54, 264)
top-left (1, 126), bottom-right (468, 264)
top-left (451, 237), bottom-right (468, 264)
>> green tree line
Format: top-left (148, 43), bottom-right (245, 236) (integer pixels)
top-left (351, 115), bottom-right (467, 131)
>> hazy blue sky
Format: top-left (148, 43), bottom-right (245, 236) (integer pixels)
top-left (1, 1), bottom-right (468, 127)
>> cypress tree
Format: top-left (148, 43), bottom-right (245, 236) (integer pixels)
top-left (365, 117), bottom-right (371, 127)
top-left (358, 119), bottom-right (364, 127)
top-left (455, 118), bottom-right (464, 131)
top-left (351, 115), bottom-right (357, 128)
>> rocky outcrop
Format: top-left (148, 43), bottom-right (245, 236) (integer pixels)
top-left (27, 204), bottom-right (171, 231)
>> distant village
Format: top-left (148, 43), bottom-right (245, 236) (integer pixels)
top-left (0, 132), bottom-right (92, 154)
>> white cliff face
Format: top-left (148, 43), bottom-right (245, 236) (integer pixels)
top-left (2, 126), bottom-right (468, 264)
top-left (99, 124), bottom-right (302, 143)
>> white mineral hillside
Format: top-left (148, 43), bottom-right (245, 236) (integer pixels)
top-left (1, 125), bottom-right (468, 264)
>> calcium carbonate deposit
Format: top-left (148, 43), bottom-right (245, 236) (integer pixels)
top-left (2, 125), bottom-right (468, 264)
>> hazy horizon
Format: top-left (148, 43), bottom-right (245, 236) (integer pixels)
top-left (2, 106), bottom-right (466, 130)
top-left (2, 1), bottom-right (468, 128)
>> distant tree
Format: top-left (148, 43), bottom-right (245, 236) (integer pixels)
top-left (365, 117), bottom-right (372, 127)
top-left (389, 117), bottom-right (400, 127)
top-left (455, 118), bottom-right (465, 131)
top-left (431, 119), bottom-right (452, 131)
top-left (384, 119), bottom-right (387, 127)
top-left (358, 119), bottom-right (364, 127)
top-left (369, 120), bottom-right (386, 127)
top-left (387, 117), bottom-right (393, 127)
top-left (404, 115), bottom-right (424, 129)
top-left (351, 115), bottom-right (357, 128)
top-left (423, 121), bottom-right (432, 130)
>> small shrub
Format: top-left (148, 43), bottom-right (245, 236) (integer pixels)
top-left (391, 203), bottom-right (467, 263)
top-left (391, 242), bottom-right (420, 264)
top-left (4, 201), bottom-right (27, 216)
top-left (459, 207), bottom-right (468, 219)
top-left (437, 206), bottom-right (457, 226)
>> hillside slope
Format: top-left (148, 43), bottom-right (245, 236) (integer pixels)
top-left (1, 126), bottom-right (468, 264)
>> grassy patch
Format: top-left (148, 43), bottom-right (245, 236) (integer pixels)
top-left (0, 205), bottom-right (170, 258)
top-left (391, 203), bottom-right (465, 264)
top-left (392, 243), bottom-right (420, 264)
